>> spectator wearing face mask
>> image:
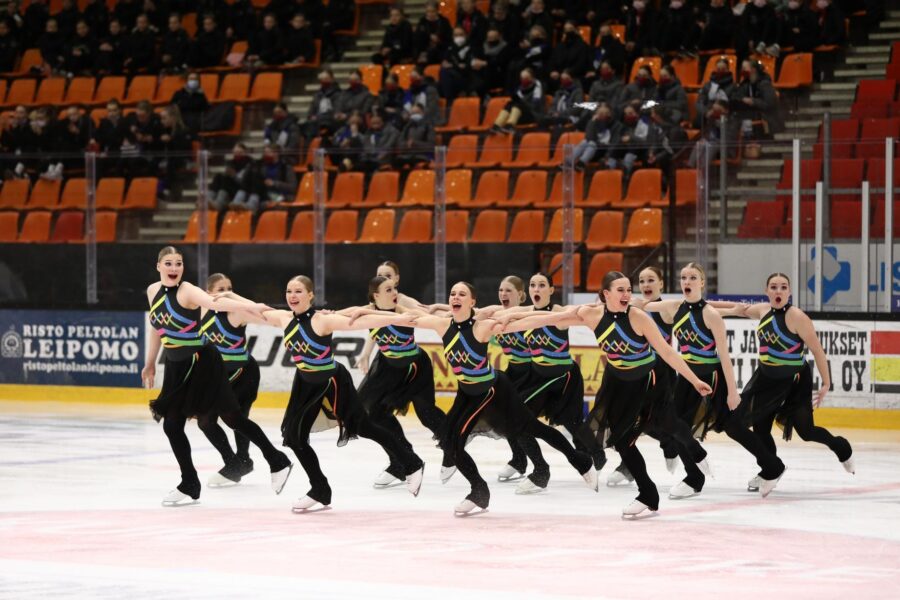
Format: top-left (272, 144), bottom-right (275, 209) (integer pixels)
top-left (171, 73), bottom-right (210, 134)
top-left (618, 66), bottom-right (657, 117)
top-left (471, 27), bottom-right (512, 98)
top-left (302, 68), bottom-right (341, 140)
top-left (336, 70), bottom-right (374, 125)
top-left (492, 67), bottom-right (545, 134)
top-left (694, 58), bottom-right (735, 128)
top-left (21, 108), bottom-right (60, 180)
top-left (607, 103), bottom-right (672, 185)
top-left (587, 25), bottom-right (626, 86)
top-left (508, 25), bottom-right (549, 91)
top-left (326, 110), bottom-right (366, 172)
top-left (415, 1), bottom-right (453, 68)
top-left (688, 99), bottom-right (739, 167)
top-left (360, 113), bottom-right (400, 172)
top-left (732, 59), bottom-right (784, 138)
top-left (439, 27), bottom-right (473, 102)
top-left (402, 69), bottom-right (441, 125)
top-left (456, 0), bottom-right (487, 47)
top-left (587, 61), bottom-right (624, 120)
top-left (655, 65), bottom-right (689, 131)
top-left (540, 68), bottom-right (583, 131)
top-left (393, 104), bottom-right (435, 169)
top-left (487, 1), bottom-right (521, 55)
top-left (571, 103), bottom-right (621, 170)
top-left (736, 0), bottom-right (779, 59)
top-left (657, 0), bottom-right (698, 56)
top-left (697, 0), bottom-right (735, 51)
top-left (375, 73), bottom-right (406, 129)
top-left (264, 102), bottom-right (301, 156)
top-left (776, 0), bottom-right (818, 52)
top-left (624, 0), bottom-right (658, 63)
top-left (548, 20), bottom-right (591, 89)
top-left (286, 13), bottom-right (316, 65)
top-left (374, 8), bottom-right (414, 67)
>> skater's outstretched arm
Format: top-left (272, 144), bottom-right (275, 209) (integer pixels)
top-left (180, 282), bottom-right (271, 315)
top-left (642, 298), bottom-right (679, 323)
top-left (489, 306), bottom-right (585, 332)
top-left (787, 307), bottom-right (830, 407)
top-left (704, 306), bottom-right (742, 410)
top-left (317, 311), bottom-right (415, 335)
top-left (408, 314), bottom-right (452, 337)
top-left (630, 308), bottom-right (712, 396)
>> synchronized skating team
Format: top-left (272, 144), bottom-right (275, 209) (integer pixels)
top-left (143, 248), bottom-right (855, 518)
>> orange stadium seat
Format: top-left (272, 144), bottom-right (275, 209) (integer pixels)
top-left (64, 77), bottom-right (96, 104)
top-left (17, 210), bottom-right (51, 242)
top-left (27, 179), bottom-right (61, 209)
top-left (248, 72), bottom-right (283, 103)
top-left (544, 208), bottom-right (584, 242)
top-left (357, 208), bottom-right (396, 242)
top-left (616, 169), bottom-right (662, 208)
top-left (155, 76), bottom-right (185, 105)
top-left (59, 178), bottom-right (87, 210)
top-left (122, 178), bottom-right (158, 210)
top-left (585, 211), bottom-right (624, 250)
top-left (471, 96), bottom-right (509, 132)
top-left (446, 134), bottom-right (478, 168)
top-left (700, 54), bottom-right (737, 85)
top-left (393, 209), bottom-right (432, 242)
top-left (357, 172), bottom-right (399, 207)
top-left (436, 97), bottom-right (480, 133)
top-left (445, 209), bottom-right (469, 242)
top-left (541, 171), bottom-right (584, 208)
top-left (95, 178), bottom-right (126, 209)
top-left (586, 252), bottom-right (624, 290)
top-left (467, 134), bottom-right (512, 168)
top-left (620, 208), bottom-right (663, 247)
top-left (288, 211), bottom-right (313, 242)
top-left (217, 211), bottom-right (252, 242)
top-left (253, 210), bottom-right (288, 242)
top-left (326, 210), bottom-right (359, 243)
top-left (96, 211), bottom-right (117, 242)
top-left (359, 65), bottom-right (383, 95)
top-left (329, 172), bottom-right (364, 208)
top-left (396, 170), bottom-right (434, 206)
top-left (182, 210), bottom-right (218, 242)
top-left (584, 170), bottom-right (622, 207)
top-left (94, 76), bottom-right (126, 104)
top-left (469, 209), bottom-right (508, 242)
top-left (630, 57), bottom-right (661, 82)
top-left (506, 210), bottom-right (545, 242)
top-left (11, 48), bottom-right (43, 76)
top-left (0, 179), bottom-right (30, 209)
top-left (505, 170), bottom-right (547, 207)
top-left (670, 56), bottom-right (699, 89)
top-left (0, 212), bottom-right (18, 241)
top-left (468, 170), bottom-right (509, 207)
top-left (445, 169), bottom-right (472, 206)
top-left (217, 73), bottom-right (251, 102)
top-left (292, 172), bottom-right (316, 206)
top-left (508, 132), bottom-right (551, 168)
top-left (775, 53), bottom-right (813, 90)
top-left (31, 77), bottom-right (64, 105)
top-left (390, 65), bottom-right (415, 89)
top-left (5, 79), bottom-right (36, 106)
top-left (548, 253), bottom-right (582, 287)
top-left (124, 75), bottom-right (157, 105)
top-left (538, 132), bottom-right (584, 168)
top-left (50, 210), bottom-right (84, 242)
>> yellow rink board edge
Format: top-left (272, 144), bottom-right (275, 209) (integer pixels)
top-left (2, 384), bottom-right (900, 430)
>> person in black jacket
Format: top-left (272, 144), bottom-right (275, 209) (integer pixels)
top-left (520, 0), bottom-right (553, 44)
top-left (247, 12), bottom-right (286, 66)
top-left (415, 0), bottom-right (452, 68)
top-left (697, 0), bottom-right (734, 51)
top-left (817, 0), bottom-right (846, 46)
top-left (548, 20), bottom-right (590, 90)
top-left (492, 67), bottom-right (545, 133)
top-left (731, 59), bottom-right (784, 138)
top-left (657, 0), bottom-right (698, 55)
top-left (301, 68), bottom-right (342, 140)
top-left (22, 0), bottom-right (49, 47)
top-left (124, 100), bottom-right (162, 176)
top-left (393, 103), bottom-right (434, 168)
top-left (171, 72), bottom-right (210, 134)
top-left (320, 0), bottom-right (354, 61)
top-left (777, 0), bottom-right (818, 52)
top-left (571, 103), bottom-right (620, 170)
top-left (375, 73), bottom-right (405, 128)
top-left (624, 0), bottom-right (658, 61)
top-left (587, 24), bottom-right (626, 88)
top-left (540, 68), bottom-right (583, 131)
top-left (113, 0), bottom-right (140, 30)
top-left (1, 105), bottom-right (29, 177)
top-left (123, 13), bottom-right (156, 73)
top-left (38, 18), bottom-right (66, 73)
top-left (735, 0), bottom-right (779, 61)
top-left (471, 27), bottom-right (512, 97)
top-left (189, 14), bottom-right (226, 69)
top-left (285, 12), bottom-right (316, 65)
top-left (508, 24), bottom-right (550, 90)
top-left (65, 19), bottom-right (95, 75)
top-left (21, 108), bottom-right (57, 179)
top-left (438, 27), bottom-right (473, 102)
top-left (221, 0), bottom-right (256, 41)
top-left (0, 20), bottom-right (20, 72)
top-left (56, 0), bottom-right (80, 38)
top-left (488, 1), bottom-right (520, 52)
top-left (457, 0), bottom-right (488, 47)
top-left (618, 65), bottom-right (657, 117)
top-left (95, 18), bottom-right (126, 74)
top-left (56, 105), bottom-right (92, 170)
top-left (1, 2), bottom-right (24, 46)
top-left (81, 0), bottom-right (109, 38)
top-left (694, 58), bottom-right (735, 128)
top-left (373, 8), bottom-right (414, 67)
top-left (160, 13), bottom-right (191, 73)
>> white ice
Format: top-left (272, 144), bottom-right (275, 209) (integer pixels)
top-left (2, 400), bottom-right (900, 599)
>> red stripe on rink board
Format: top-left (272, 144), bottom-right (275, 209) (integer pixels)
top-left (871, 331), bottom-right (900, 355)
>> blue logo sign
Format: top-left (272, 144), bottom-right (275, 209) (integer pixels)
top-left (807, 246), bottom-right (851, 303)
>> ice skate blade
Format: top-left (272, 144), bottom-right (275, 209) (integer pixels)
top-left (497, 463), bottom-right (526, 482)
top-left (515, 479), bottom-right (547, 495)
top-left (440, 465), bottom-right (457, 484)
top-left (406, 465), bottom-right (424, 497)
top-left (292, 505), bottom-right (333, 514)
top-left (207, 479), bottom-right (239, 489)
top-left (271, 463), bottom-right (293, 495)
top-left (498, 472), bottom-right (526, 483)
top-left (668, 481), bottom-right (700, 500)
top-left (161, 489), bottom-right (199, 507)
top-left (373, 469), bottom-right (404, 489)
top-left (292, 495), bottom-right (332, 513)
top-left (622, 499), bottom-right (658, 519)
top-left (453, 499), bottom-right (489, 517)
top-left (621, 510), bottom-right (659, 521)
top-left (373, 480), bottom-right (405, 489)
top-left (747, 475), bottom-right (762, 492)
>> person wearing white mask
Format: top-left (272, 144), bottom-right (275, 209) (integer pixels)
top-left (438, 26), bottom-right (472, 102)
top-left (171, 72), bottom-right (210, 134)
top-left (393, 103), bottom-right (435, 168)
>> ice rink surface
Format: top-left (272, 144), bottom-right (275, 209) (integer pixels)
top-left (2, 400), bottom-right (900, 600)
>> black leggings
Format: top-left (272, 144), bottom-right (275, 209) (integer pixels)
top-left (163, 407), bottom-right (288, 497)
top-left (506, 421), bottom-right (601, 473)
top-left (285, 399), bottom-right (423, 505)
top-left (754, 407), bottom-right (852, 463)
top-left (199, 399), bottom-right (255, 463)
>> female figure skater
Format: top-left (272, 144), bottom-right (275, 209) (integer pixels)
top-left (411, 282), bottom-right (598, 516)
top-left (198, 273), bottom-right (265, 487)
top-left (141, 247), bottom-right (293, 506)
top-left (640, 263), bottom-right (786, 499)
top-left (350, 276), bottom-right (453, 489)
top-left (486, 273), bottom-right (608, 487)
top-left (498, 272), bottom-right (712, 518)
top-left (738, 273), bottom-right (854, 496)
top-left (229, 275), bottom-right (426, 512)
top-left (492, 276), bottom-right (532, 389)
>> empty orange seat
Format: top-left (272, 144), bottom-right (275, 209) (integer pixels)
top-left (357, 208), bottom-right (396, 242)
top-left (217, 73), bottom-right (251, 102)
top-left (585, 211), bottom-right (624, 250)
top-left (548, 253), bottom-right (582, 287)
top-left (12, 48), bottom-right (43, 75)
top-left (471, 96), bottom-right (509, 132)
top-left (5, 79), bottom-right (36, 106)
top-left (394, 209), bottom-right (432, 242)
top-left (617, 169), bottom-right (662, 208)
top-left (359, 65), bottom-right (383, 95)
top-left (467, 134), bottom-right (512, 168)
top-left (329, 172), bottom-right (364, 208)
top-left (27, 179), bottom-right (61, 209)
top-left (621, 208), bottom-right (663, 247)
top-left (31, 77), bottom-right (65, 105)
top-left (507, 210), bottom-right (544, 242)
top-left (155, 76), bottom-right (185, 104)
top-left (670, 56), bottom-right (699, 89)
top-left (292, 172), bottom-right (316, 206)
top-left (436, 97), bottom-right (480, 133)
top-left (505, 170), bottom-right (547, 207)
top-left (182, 209), bottom-right (218, 242)
top-left (122, 178), bottom-right (157, 210)
top-left (253, 210), bottom-right (288, 242)
top-left (775, 53), bottom-right (813, 90)
top-left (96, 211), bottom-right (117, 242)
top-left (397, 170), bottom-right (434, 206)
top-left (541, 171), bottom-right (584, 208)
top-left (469, 209), bottom-right (508, 242)
top-left (469, 170), bottom-right (509, 207)
top-left (217, 211), bottom-right (252, 242)
top-left (249, 72), bottom-right (283, 103)
top-left (17, 210), bottom-right (51, 242)
top-left (673, 169), bottom-right (697, 206)
top-left (584, 170), bottom-right (623, 208)
top-left (95, 178), bottom-right (126, 209)
top-left (544, 208), bottom-right (584, 242)
top-left (508, 132), bottom-right (551, 168)
top-left (50, 210), bottom-right (84, 242)
top-left (0, 212), bottom-right (17, 241)
top-left (0, 179), bottom-right (30, 209)
top-left (94, 76), bottom-right (126, 104)
top-left (355, 171), bottom-right (399, 207)
top-left (445, 169), bottom-right (472, 206)
top-left (446, 134), bottom-right (478, 168)
top-left (287, 212), bottom-right (313, 242)
top-left (326, 210), bottom-right (359, 243)
top-left (64, 76), bottom-right (96, 104)
top-left (445, 209), bottom-right (469, 242)
top-left (123, 75), bottom-right (157, 104)
top-left (200, 73), bottom-right (220, 100)
top-left (59, 178), bottom-right (87, 209)
top-left (587, 252), bottom-right (624, 290)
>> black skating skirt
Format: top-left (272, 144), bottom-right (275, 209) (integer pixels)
top-left (228, 356), bottom-right (260, 412)
top-left (589, 365), bottom-right (670, 448)
top-left (516, 363), bottom-right (585, 427)
top-left (281, 362), bottom-right (361, 447)
top-left (504, 361), bottom-right (532, 388)
top-left (150, 345), bottom-right (240, 422)
top-left (357, 351), bottom-right (436, 416)
top-left (672, 364), bottom-right (729, 440)
top-left (441, 371), bottom-right (533, 457)
top-left (740, 362), bottom-right (814, 441)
